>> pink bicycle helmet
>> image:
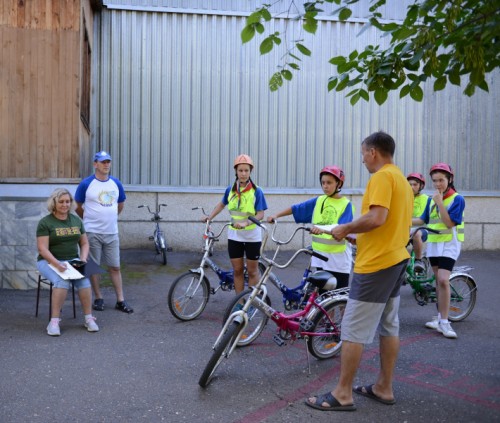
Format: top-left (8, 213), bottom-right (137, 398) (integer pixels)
top-left (407, 172), bottom-right (426, 188)
top-left (430, 162), bottom-right (454, 177)
top-left (320, 165), bottom-right (345, 189)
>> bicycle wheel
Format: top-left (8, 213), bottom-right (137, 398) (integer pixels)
top-left (161, 247), bottom-right (167, 265)
top-left (199, 320), bottom-right (242, 388)
top-left (307, 299), bottom-right (347, 359)
top-left (222, 289), bottom-right (270, 347)
top-left (167, 272), bottom-right (210, 321)
top-left (448, 274), bottom-right (477, 322)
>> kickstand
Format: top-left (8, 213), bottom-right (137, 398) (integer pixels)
top-left (304, 336), bottom-right (311, 375)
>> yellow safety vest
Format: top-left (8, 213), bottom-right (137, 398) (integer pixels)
top-left (427, 193), bottom-right (465, 243)
top-left (411, 193), bottom-right (429, 230)
top-left (311, 195), bottom-right (350, 253)
top-left (227, 186), bottom-right (257, 230)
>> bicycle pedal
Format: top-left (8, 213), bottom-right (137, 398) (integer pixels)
top-left (299, 318), bottom-right (314, 332)
top-left (149, 236), bottom-right (154, 240)
top-left (273, 334), bottom-right (286, 347)
top-left (167, 247), bottom-right (173, 252)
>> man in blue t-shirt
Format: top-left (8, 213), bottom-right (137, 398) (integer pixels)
top-left (75, 151), bottom-right (133, 314)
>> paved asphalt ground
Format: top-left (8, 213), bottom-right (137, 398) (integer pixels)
top-left (0, 247), bottom-right (499, 423)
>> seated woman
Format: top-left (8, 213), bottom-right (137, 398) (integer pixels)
top-left (36, 188), bottom-right (99, 336)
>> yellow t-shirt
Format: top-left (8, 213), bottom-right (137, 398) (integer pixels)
top-left (355, 164), bottom-right (413, 274)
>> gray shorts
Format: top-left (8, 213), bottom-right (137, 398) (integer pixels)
top-left (341, 259), bottom-right (407, 344)
top-left (87, 232), bottom-right (121, 268)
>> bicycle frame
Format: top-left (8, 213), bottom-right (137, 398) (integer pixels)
top-left (153, 223), bottom-right (166, 250)
top-left (214, 220), bottom-right (339, 356)
top-left (265, 260), bottom-right (312, 310)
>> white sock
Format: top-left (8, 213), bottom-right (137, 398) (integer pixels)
top-left (84, 314), bottom-right (93, 321)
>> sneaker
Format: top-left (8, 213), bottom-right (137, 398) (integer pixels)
top-left (438, 321), bottom-right (457, 339)
top-left (47, 319), bottom-right (61, 336)
top-left (425, 316), bottom-right (439, 330)
top-left (115, 301), bottom-right (134, 314)
top-left (414, 259), bottom-right (426, 273)
top-left (85, 316), bottom-right (99, 332)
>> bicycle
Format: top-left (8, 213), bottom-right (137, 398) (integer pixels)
top-left (138, 203), bottom-right (169, 265)
top-left (167, 207), bottom-right (260, 321)
top-left (222, 242), bottom-right (349, 347)
top-left (405, 227), bottom-right (477, 321)
top-left (198, 217), bottom-right (349, 388)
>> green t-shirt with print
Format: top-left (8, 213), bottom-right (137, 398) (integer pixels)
top-left (36, 213), bottom-right (85, 261)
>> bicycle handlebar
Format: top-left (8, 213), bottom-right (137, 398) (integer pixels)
top-left (248, 216), bottom-right (328, 267)
top-left (138, 204), bottom-right (167, 216)
top-left (192, 206), bottom-right (230, 240)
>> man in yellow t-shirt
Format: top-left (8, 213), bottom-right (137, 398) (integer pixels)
top-left (305, 131), bottom-right (413, 412)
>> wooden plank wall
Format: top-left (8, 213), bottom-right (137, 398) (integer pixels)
top-left (0, 0), bottom-right (81, 181)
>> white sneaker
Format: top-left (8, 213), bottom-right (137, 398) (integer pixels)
top-left (47, 319), bottom-right (61, 336)
top-left (425, 316), bottom-right (439, 330)
top-left (85, 316), bottom-right (99, 332)
top-left (437, 321), bottom-right (457, 339)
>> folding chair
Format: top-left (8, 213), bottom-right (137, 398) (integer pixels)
top-left (35, 274), bottom-right (76, 321)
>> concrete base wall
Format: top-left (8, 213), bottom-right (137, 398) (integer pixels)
top-left (1, 186), bottom-right (499, 289)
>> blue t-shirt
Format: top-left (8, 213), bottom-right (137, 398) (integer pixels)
top-left (419, 194), bottom-right (465, 226)
top-left (290, 197), bottom-right (353, 225)
top-left (221, 185), bottom-right (267, 243)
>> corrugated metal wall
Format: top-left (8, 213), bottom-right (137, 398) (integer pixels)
top-left (92, 2), bottom-right (500, 191)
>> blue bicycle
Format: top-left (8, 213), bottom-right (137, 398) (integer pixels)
top-left (167, 207), bottom-right (258, 321)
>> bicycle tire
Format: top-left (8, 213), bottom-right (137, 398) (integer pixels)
top-left (161, 247), bottom-right (167, 265)
top-left (167, 271), bottom-right (210, 321)
top-left (222, 289), bottom-right (270, 347)
top-left (307, 299), bottom-right (347, 359)
top-left (199, 320), bottom-right (242, 388)
top-left (448, 274), bottom-right (476, 322)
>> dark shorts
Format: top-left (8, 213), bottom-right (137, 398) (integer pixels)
top-left (429, 256), bottom-right (455, 271)
top-left (227, 239), bottom-right (261, 260)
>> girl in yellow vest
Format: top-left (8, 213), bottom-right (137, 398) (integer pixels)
top-left (267, 166), bottom-right (354, 289)
top-left (204, 154), bottom-right (268, 294)
top-left (407, 172), bottom-right (431, 273)
top-left (413, 163), bottom-right (465, 339)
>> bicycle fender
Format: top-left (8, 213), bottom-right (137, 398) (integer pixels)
top-left (304, 295), bottom-right (348, 322)
top-left (450, 272), bottom-right (477, 289)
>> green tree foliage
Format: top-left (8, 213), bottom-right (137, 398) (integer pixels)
top-left (241, 1), bottom-right (500, 105)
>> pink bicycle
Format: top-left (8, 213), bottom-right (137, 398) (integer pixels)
top-left (198, 217), bottom-right (349, 388)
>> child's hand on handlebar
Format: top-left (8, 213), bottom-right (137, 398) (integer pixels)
top-left (267, 216), bottom-right (277, 224)
top-left (309, 226), bottom-right (324, 235)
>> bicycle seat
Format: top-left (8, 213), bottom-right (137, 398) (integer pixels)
top-left (306, 271), bottom-right (337, 291)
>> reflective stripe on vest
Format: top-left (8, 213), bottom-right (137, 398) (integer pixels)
top-left (311, 195), bottom-right (349, 253)
top-left (427, 193), bottom-right (464, 242)
top-left (227, 187), bottom-right (257, 230)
